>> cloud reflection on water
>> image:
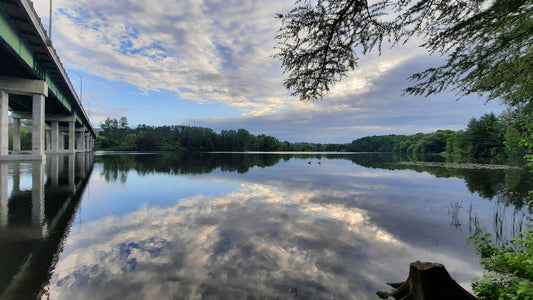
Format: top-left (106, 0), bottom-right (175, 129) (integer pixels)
top-left (48, 182), bottom-right (480, 299)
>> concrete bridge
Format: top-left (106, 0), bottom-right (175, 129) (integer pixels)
top-left (0, 0), bottom-right (96, 160)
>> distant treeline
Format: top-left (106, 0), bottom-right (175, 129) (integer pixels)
top-left (346, 109), bottom-right (531, 160)
top-left (97, 117), bottom-right (290, 152)
top-left (96, 107), bottom-right (531, 160)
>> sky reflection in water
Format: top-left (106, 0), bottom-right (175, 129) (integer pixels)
top-left (46, 153), bottom-right (531, 299)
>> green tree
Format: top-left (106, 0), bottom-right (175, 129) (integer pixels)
top-left (499, 107), bottom-right (533, 163)
top-left (505, 126), bottom-right (525, 159)
top-left (445, 131), bottom-right (468, 157)
top-left (276, 0), bottom-right (532, 108)
top-left (8, 127), bottom-right (32, 150)
top-left (116, 133), bottom-right (138, 151)
top-left (252, 134), bottom-right (281, 151)
top-left (99, 117), bottom-right (131, 148)
top-left (462, 113), bottom-right (505, 158)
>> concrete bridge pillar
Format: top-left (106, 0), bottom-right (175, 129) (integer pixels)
top-left (0, 91), bottom-right (8, 156)
top-left (0, 163), bottom-right (7, 227)
top-left (32, 94), bottom-right (45, 157)
top-left (84, 133), bottom-right (89, 152)
top-left (68, 122), bottom-right (75, 152)
top-left (12, 118), bottom-right (21, 152)
top-left (76, 130), bottom-right (84, 151)
top-left (81, 130), bottom-right (86, 151)
top-left (51, 120), bottom-right (59, 151)
top-left (0, 77), bottom-right (48, 160)
top-left (0, 77), bottom-right (93, 158)
top-left (45, 128), bottom-right (51, 151)
top-left (59, 131), bottom-right (65, 150)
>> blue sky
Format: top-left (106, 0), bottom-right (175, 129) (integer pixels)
top-left (34, 0), bottom-right (504, 143)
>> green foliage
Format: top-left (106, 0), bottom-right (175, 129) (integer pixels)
top-left (276, 0), bottom-right (532, 107)
top-left (97, 118), bottom-right (285, 152)
top-left (8, 127), bottom-right (32, 150)
top-left (344, 111), bottom-right (533, 160)
top-left (505, 127), bottom-right (525, 159)
top-left (116, 133), bottom-right (138, 151)
top-left (347, 130), bottom-right (460, 155)
top-left (470, 228), bottom-right (533, 300)
top-left (517, 112), bottom-right (533, 167)
top-left (500, 107), bottom-right (533, 165)
top-left (458, 113), bottom-right (505, 158)
top-left (99, 117), bottom-right (131, 149)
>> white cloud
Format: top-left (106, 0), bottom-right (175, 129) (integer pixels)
top-left (186, 53), bottom-right (504, 142)
top-left (36, 0), bottom-right (293, 112)
top-left (34, 0), bottom-right (505, 141)
top-left (48, 183), bottom-right (480, 299)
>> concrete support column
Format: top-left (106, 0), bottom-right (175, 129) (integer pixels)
top-left (59, 132), bottom-right (65, 150)
top-left (45, 128), bottom-right (51, 151)
top-left (68, 122), bottom-right (75, 152)
top-left (57, 130), bottom-right (65, 151)
top-left (0, 91), bottom-right (8, 156)
top-left (32, 94), bottom-right (45, 157)
top-left (81, 131), bottom-right (86, 151)
top-left (12, 118), bottom-right (21, 152)
top-left (0, 163), bottom-right (8, 227)
top-left (84, 133), bottom-right (89, 152)
top-left (51, 120), bottom-right (59, 151)
top-left (76, 131), bottom-right (82, 151)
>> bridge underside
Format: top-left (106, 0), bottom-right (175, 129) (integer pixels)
top-left (0, 25), bottom-right (74, 116)
top-left (0, 78), bottom-right (94, 160)
top-left (0, 0), bottom-right (96, 160)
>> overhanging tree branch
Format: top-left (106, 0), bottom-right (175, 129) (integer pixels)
top-left (275, 0), bottom-right (533, 107)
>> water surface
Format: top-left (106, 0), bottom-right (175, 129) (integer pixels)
top-left (0, 152), bottom-right (531, 299)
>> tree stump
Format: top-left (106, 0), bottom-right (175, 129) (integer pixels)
top-left (376, 261), bottom-right (478, 300)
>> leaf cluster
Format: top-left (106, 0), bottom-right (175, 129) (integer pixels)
top-left (471, 227), bottom-right (533, 299)
top-left (275, 0), bottom-right (392, 101)
top-left (276, 0), bottom-right (533, 106)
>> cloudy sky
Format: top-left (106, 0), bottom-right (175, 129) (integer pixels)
top-left (33, 0), bottom-right (504, 143)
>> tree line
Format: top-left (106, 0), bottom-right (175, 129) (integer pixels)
top-left (97, 117), bottom-right (290, 152)
top-left (97, 107), bottom-right (531, 162)
top-left (346, 108), bottom-right (531, 161)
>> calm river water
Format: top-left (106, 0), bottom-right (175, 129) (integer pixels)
top-left (0, 152), bottom-right (531, 299)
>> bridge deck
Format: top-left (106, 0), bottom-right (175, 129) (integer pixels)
top-left (0, 0), bottom-right (95, 159)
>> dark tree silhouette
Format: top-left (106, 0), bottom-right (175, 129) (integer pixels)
top-left (276, 0), bottom-right (532, 107)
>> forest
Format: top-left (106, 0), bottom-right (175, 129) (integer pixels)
top-left (95, 106), bottom-right (531, 163)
